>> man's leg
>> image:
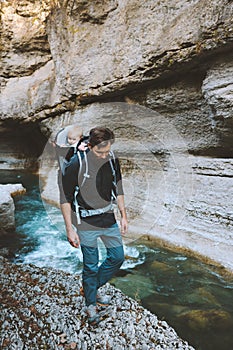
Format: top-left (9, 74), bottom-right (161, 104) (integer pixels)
top-left (79, 230), bottom-right (99, 306)
top-left (97, 245), bottom-right (124, 288)
top-left (81, 245), bottom-right (99, 306)
top-left (97, 224), bottom-right (124, 288)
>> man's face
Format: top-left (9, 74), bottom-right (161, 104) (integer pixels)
top-left (91, 142), bottom-right (111, 159)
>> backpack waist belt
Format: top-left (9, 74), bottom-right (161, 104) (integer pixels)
top-left (80, 203), bottom-right (114, 218)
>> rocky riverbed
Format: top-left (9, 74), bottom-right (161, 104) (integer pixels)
top-left (0, 256), bottom-right (194, 350)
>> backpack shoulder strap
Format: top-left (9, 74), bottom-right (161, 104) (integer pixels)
top-left (73, 150), bottom-right (89, 225)
top-left (109, 151), bottom-right (118, 200)
top-left (77, 150), bottom-right (90, 188)
top-left (109, 151), bottom-right (116, 176)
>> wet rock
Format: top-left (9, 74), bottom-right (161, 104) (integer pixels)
top-left (0, 184), bottom-right (26, 234)
top-left (111, 273), bottom-right (154, 299)
top-left (178, 309), bottom-right (233, 332)
top-left (182, 287), bottom-right (221, 308)
top-left (149, 260), bottom-right (177, 273)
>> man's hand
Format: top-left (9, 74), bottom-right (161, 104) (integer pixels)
top-left (117, 195), bottom-right (128, 235)
top-left (67, 227), bottom-right (80, 248)
top-left (120, 217), bottom-right (128, 235)
top-left (60, 203), bottom-right (80, 248)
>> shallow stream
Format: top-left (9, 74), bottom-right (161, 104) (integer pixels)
top-left (0, 170), bottom-right (233, 350)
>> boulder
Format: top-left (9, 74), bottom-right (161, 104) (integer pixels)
top-left (0, 184), bottom-right (26, 234)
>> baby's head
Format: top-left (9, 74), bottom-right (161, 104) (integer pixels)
top-left (67, 126), bottom-right (83, 145)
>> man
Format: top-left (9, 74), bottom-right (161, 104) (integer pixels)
top-left (60, 127), bottom-right (128, 324)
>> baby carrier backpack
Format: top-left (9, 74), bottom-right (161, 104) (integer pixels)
top-left (54, 125), bottom-right (88, 175)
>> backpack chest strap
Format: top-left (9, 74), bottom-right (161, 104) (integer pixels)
top-left (80, 203), bottom-right (114, 218)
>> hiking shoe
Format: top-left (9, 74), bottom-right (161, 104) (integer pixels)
top-left (86, 304), bottom-right (100, 325)
top-left (96, 294), bottom-right (111, 307)
top-left (80, 287), bottom-right (111, 307)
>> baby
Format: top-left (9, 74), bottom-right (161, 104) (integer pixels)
top-left (63, 126), bottom-right (87, 151)
top-left (62, 125), bottom-right (83, 147)
top-left (55, 124), bottom-right (88, 173)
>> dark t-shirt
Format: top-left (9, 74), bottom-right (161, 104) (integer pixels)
top-left (61, 150), bottom-right (124, 229)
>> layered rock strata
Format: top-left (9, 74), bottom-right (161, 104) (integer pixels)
top-left (1, 0), bottom-right (232, 123)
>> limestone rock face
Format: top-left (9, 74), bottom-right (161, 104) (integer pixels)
top-left (47, 0), bottom-right (233, 99)
top-left (202, 60), bottom-right (233, 150)
top-left (1, 0), bottom-right (233, 127)
top-left (0, 0), bottom-right (59, 121)
top-left (0, 60), bottom-right (58, 121)
top-left (141, 77), bottom-right (219, 154)
top-left (0, 0), bottom-right (51, 78)
top-left (0, 184), bottom-right (26, 234)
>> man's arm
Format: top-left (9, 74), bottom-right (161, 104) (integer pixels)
top-left (60, 202), bottom-right (80, 248)
top-left (60, 157), bottom-right (80, 248)
top-left (114, 157), bottom-right (128, 234)
top-left (117, 194), bottom-right (128, 235)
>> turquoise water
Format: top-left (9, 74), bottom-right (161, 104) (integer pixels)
top-left (0, 170), bottom-right (233, 350)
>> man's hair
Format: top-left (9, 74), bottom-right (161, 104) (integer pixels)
top-left (89, 127), bottom-right (115, 148)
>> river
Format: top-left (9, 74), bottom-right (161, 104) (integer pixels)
top-left (0, 170), bottom-right (233, 350)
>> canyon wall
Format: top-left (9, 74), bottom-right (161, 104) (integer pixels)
top-left (0, 0), bottom-right (233, 270)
